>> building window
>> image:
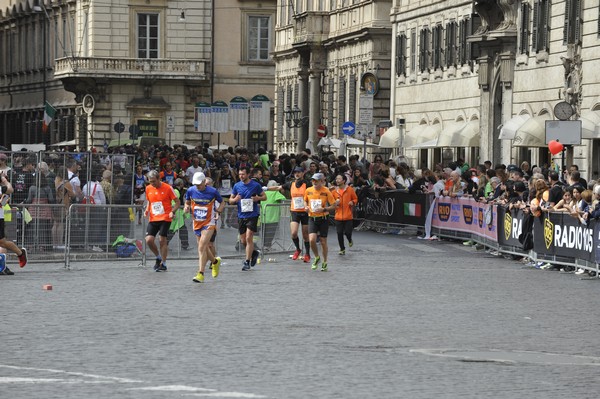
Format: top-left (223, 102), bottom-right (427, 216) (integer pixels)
top-left (419, 27), bottom-right (430, 72)
top-left (520, 2), bottom-right (531, 54)
top-left (532, 0), bottom-right (550, 53)
top-left (458, 18), bottom-right (472, 66)
top-left (445, 20), bottom-right (457, 67)
top-left (432, 25), bottom-right (443, 69)
top-left (396, 33), bottom-right (407, 76)
top-left (248, 16), bottom-right (271, 61)
top-left (137, 13), bottom-right (159, 59)
top-left (563, 0), bottom-right (582, 45)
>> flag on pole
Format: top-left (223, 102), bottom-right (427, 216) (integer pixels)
top-left (42, 101), bottom-right (56, 133)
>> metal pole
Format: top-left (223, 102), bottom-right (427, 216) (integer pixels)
top-left (42, 15), bottom-right (47, 145)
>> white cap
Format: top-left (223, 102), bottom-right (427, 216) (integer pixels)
top-left (192, 172), bottom-right (206, 185)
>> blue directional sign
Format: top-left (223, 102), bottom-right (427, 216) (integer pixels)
top-left (342, 121), bottom-right (356, 136)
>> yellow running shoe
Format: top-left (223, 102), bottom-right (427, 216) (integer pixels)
top-left (193, 272), bottom-right (204, 283)
top-left (311, 256), bottom-right (320, 270)
top-left (212, 257), bottom-right (221, 278)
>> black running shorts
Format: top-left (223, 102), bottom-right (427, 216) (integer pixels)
top-left (239, 216), bottom-right (259, 234)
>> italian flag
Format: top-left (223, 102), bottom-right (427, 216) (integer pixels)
top-left (404, 203), bottom-right (422, 217)
top-left (42, 101), bottom-right (56, 133)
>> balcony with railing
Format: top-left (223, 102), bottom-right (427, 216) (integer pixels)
top-left (53, 57), bottom-right (209, 81)
top-left (291, 12), bottom-right (330, 47)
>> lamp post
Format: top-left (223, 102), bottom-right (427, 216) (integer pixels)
top-left (284, 106), bottom-right (309, 128)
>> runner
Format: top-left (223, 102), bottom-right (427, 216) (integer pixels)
top-left (184, 172), bottom-right (224, 283)
top-left (205, 177), bottom-right (221, 272)
top-left (229, 166), bottom-right (266, 271)
top-left (283, 166), bottom-right (311, 262)
top-left (144, 170), bottom-right (179, 272)
top-left (0, 173), bottom-right (27, 275)
top-left (331, 174), bottom-right (358, 255)
top-left (303, 172), bottom-right (338, 271)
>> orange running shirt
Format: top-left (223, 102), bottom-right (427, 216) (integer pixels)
top-left (145, 182), bottom-right (177, 222)
top-left (303, 186), bottom-right (335, 217)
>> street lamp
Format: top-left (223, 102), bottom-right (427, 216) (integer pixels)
top-left (284, 106), bottom-right (309, 128)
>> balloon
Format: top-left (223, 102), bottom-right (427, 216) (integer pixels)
top-left (548, 140), bottom-right (564, 155)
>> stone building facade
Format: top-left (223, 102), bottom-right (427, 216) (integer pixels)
top-left (0, 0), bottom-right (276, 150)
top-left (273, 0), bottom-right (393, 155)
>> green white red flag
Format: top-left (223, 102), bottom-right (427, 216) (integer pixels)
top-left (42, 101), bottom-right (56, 133)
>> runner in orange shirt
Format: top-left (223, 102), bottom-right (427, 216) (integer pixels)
top-left (144, 170), bottom-right (179, 272)
top-left (332, 174), bottom-right (358, 255)
top-left (283, 166), bottom-right (312, 262)
top-left (303, 172), bottom-right (338, 271)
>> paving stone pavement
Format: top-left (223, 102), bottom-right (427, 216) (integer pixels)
top-left (1, 230), bottom-right (600, 399)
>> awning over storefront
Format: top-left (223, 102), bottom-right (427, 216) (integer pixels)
top-left (409, 123), bottom-right (441, 149)
top-left (453, 119), bottom-right (480, 147)
top-left (403, 124), bottom-right (428, 148)
top-left (499, 114), bottom-right (531, 140)
top-left (317, 137), bottom-right (378, 148)
top-left (513, 113), bottom-right (552, 147)
top-left (378, 126), bottom-right (400, 148)
top-left (436, 121), bottom-right (468, 147)
top-left (579, 110), bottom-right (600, 139)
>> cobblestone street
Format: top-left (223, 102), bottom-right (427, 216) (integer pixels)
top-left (2, 230), bottom-right (600, 398)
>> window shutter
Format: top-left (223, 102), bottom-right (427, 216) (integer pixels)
top-left (395, 35), bottom-right (401, 76)
top-left (446, 21), bottom-right (456, 67)
top-left (328, 77), bottom-right (334, 129)
top-left (458, 19), bottom-right (465, 65)
top-left (574, 0), bottom-right (582, 44)
top-left (399, 34), bottom-right (407, 76)
top-left (520, 3), bottom-right (530, 54)
top-left (277, 86), bottom-right (285, 140)
top-left (410, 29), bottom-right (417, 72)
top-left (466, 17), bottom-right (473, 62)
top-left (348, 73), bottom-right (356, 123)
top-left (419, 29), bottom-right (426, 72)
top-left (563, 0), bottom-right (571, 44)
top-left (338, 76), bottom-right (346, 134)
top-left (543, 0), bottom-right (550, 52)
top-left (433, 25), bottom-right (442, 69)
top-left (532, 0), bottom-right (539, 51)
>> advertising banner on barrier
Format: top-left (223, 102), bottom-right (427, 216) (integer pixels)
top-left (532, 212), bottom-right (595, 263)
top-left (430, 197), bottom-right (497, 241)
top-left (497, 206), bottom-right (525, 247)
top-left (358, 190), bottom-right (429, 226)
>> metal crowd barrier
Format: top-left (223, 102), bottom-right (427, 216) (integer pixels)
top-left (1, 201), bottom-right (298, 269)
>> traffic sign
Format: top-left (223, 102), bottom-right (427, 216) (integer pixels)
top-left (166, 114), bottom-right (175, 130)
top-left (114, 122), bottom-right (125, 134)
top-left (342, 121), bottom-right (355, 136)
top-left (317, 124), bottom-right (327, 137)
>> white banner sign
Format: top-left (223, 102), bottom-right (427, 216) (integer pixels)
top-left (229, 102), bottom-right (249, 131)
top-left (211, 106), bottom-right (229, 133)
top-left (250, 101), bottom-right (270, 131)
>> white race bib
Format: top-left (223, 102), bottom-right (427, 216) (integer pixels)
top-left (292, 196), bottom-right (305, 210)
top-left (241, 198), bottom-right (254, 213)
top-left (222, 179), bottom-right (231, 190)
top-left (193, 206), bottom-right (208, 221)
top-left (151, 201), bottom-right (165, 215)
top-left (310, 199), bottom-right (322, 213)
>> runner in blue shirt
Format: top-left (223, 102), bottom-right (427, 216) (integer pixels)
top-left (229, 166), bottom-right (266, 271)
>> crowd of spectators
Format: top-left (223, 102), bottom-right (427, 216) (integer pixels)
top-left (2, 143), bottom-right (600, 272)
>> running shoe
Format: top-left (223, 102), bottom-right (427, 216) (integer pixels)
top-left (303, 254), bottom-right (310, 263)
top-left (292, 249), bottom-right (301, 260)
top-left (212, 257), bottom-right (221, 278)
top-left (158, 263), bottom-right (167, 272)
top-left (18, 248), bottom-right (27, 268)
top-left (338, 250), bottom-right (345, 255)
top-left (154, 258), bottom-right (162, 272)
top-left (242, 260), bottom-right (251, 271)
top-left (311, 256), bottom-right (320, 270)
top-left (348, 240), bottom-right (353, 248)
top-left (193, 272), bottom-right (204, 283)
top-left (251, 250), bottom-right (260, 267)
top-left (321, 262), bottom-right (328, 272)
top-left (2, 267), bottom-right (14, 275)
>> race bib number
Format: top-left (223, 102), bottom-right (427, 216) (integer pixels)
top-left (151, 201), bottom-right (165, 215)
top-left (310, 199), bottom-right (322, 213)
top-left (193, 206), bottom-right (208, 221)
top-left (222, 179), bottom-right (231, 190)
top-left (292, 197), bottom-right (305, 210)
top-left (241, 198), bottom-right (254, 213)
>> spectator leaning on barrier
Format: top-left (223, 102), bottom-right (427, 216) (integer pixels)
top-left (260, 180), bottom-right (286, 251)
top-left (547, 171), bottom-right (565, 207)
